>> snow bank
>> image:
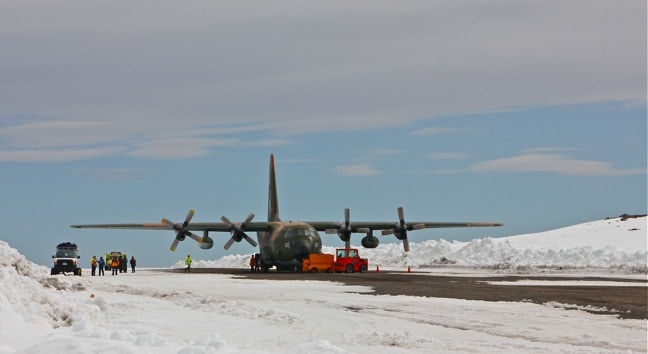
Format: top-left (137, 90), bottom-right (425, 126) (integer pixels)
top-left (175, 217), bottom-right (647, 272)
top-left (0, 240), bottom-right (93, 328)
top-left (353, 217), bottom-right (647, 271)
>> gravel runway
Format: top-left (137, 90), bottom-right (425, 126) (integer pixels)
top-left (163, 268), bottom-right (647, 319)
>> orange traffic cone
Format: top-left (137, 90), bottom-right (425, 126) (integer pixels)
top-left (376, 265), bottom-right (380, 272)
top-left (407, 266), bottom-right (411, 273)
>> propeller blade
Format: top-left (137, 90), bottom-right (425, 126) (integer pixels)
top-left (170, 238), bottom-right (181, 252)
top-left (344, 208), bottom-right (350, 227)
top-left (184, 210), bottom-right (195, 225)
top-left (221, 215), bottom-right (233, 226)
top-left (223, 238), bottom-right (236, 250)
top-left (242, 233), bottom-right (258, 247)
top-left (242, 213), bottom-right (255, 227)
top-left (412, 223), bottom-right (425, 231)
top-left (186, 232), bottom-right (202, 243)
top-left (402, 238), bottom-right (410, 252)
top-left (161, 218), bottom-right (175, 229)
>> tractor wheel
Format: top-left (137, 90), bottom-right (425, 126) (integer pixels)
top-left (310, 268), bottom-right (318, 273)
top-left (345, 264), bottom-right (354, 273)
top-left (360, 264), bottom-right (368, 273)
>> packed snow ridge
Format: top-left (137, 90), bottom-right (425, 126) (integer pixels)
top-left (0, 240), bottom-right (89, 329)
top-left (180, 216), bottom-right (647, 273)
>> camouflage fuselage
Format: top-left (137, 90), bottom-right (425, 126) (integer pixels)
top-left (259, 222), bottom-right (322, 270)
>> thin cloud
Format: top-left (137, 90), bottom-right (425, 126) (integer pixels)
top-left (128, 137), bottom-right (239, 159)
top-left (0, 120), bottom-right (125, 149)
top-left (522, 147), bottom-right (579, 154)
top-left (410, 127), bottom-right (452, 136)
top-left (0, 147), bottom-right (123, 163)
top-left (75, 167), bottom-right (145, 182)
top-left (428, 152), bottom-right (469, 160)
top-left (244, 139), bottom-right (293, 148)
top-left (353, 148), bottom-right (404, 161)
top-left (332, 164), bottom-right (381, 177)
top-left (470, 152), bottom-right (645, 176)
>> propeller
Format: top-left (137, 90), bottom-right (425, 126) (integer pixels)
top-left (162, 210), bottom-right (203, 251)
top-left (221, 213), bottom-right (258, 250)
top-left (381, 207), bottom-right (425, 252)
top-left (325, 208), bottom-right (353, 249)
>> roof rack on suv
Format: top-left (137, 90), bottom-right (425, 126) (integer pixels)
top-left (56, 242), bottom-right (78, 251)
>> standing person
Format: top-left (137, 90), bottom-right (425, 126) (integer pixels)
top-left (91, 256), bottom-right (98, 276)
top-left (249, 255), bottom-right (255, 273)
top-left (130, 256), bottom-right (137, 273)
top-left (184, 255), bottom-right (192, 272)
top-left (121, 254), bottom-right (128, 273)
top-left (110, 256), bottom-right (120, 275)
top-left (98, 256), bottom-right (105, 276)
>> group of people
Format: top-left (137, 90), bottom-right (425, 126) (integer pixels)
top-left (249, 254), bottom-right (260, 272)
top-left (91, 255), bottom-right (137, 276)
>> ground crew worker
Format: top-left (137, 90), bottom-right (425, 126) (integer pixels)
top-left (98, 256), bottom-right (105, 276)
top-left (111, 256), bottom-right (120, 275)
top-left (249, 255), bottom-right (255, 273)
top-left (91, 256), bottom-right (98, 276)
top-left (120, 254), bottom-right (128, 273)
top-left (185, 255), bottom-right (192, 272)
top-left (130, 256), bottom-right (137, 273)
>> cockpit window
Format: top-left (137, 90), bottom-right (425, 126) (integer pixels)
top-left (285, 227), bottom-right (319, 238)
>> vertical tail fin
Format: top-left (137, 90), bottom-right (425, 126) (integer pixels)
top-left (267, 154), bottom-right (281, 222)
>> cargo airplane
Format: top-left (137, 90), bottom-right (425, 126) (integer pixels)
top-left (72, 154), bottom-right (502, 272)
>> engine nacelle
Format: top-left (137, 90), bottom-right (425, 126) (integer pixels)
top-left (361, 235), bottom-right (379, 248)
top-left (199, 235), bottom-right (214, 249)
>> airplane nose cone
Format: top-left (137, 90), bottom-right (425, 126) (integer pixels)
top-left (292, 240), bottom-right (312, 260)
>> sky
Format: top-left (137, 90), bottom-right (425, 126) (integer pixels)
top-left (0, 1), bottom-right (646, 267)
top-left (1, 217), bottom-right (646, 353)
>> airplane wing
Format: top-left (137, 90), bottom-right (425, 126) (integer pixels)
top-left (307, 220), bottom-right (501, 252)
top-left (304, 207), bottom-right (503, 252)
top-left (71, 210), bottom-right (269, 251)
top-left (70, 222), bottom-right (270, 233)
top-left (306, 221), bottom-right (503, 231)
